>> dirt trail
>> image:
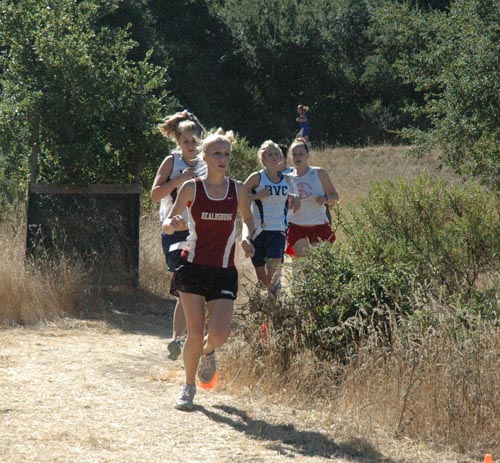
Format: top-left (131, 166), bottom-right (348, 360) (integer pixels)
top-left (1, 303), bottom-right (468, 463)
top-left (0, 307), bottom-right (360, 463)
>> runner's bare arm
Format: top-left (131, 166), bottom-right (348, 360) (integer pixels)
top-left (244, 172), bottom-right (269, 201)
top-left (162, 181), bottom-right (194, 234)
top-left (316, 168), bottom-right (339, 205)
top-left (151, 156), bottom-right (197, 203)
top-left (285, 175), bottom-right (301, 212)
top-left (237, 181), bottom-right (255, 258)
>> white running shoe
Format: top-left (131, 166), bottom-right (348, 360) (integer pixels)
top-left (167, 336), bottom-right (185, 361)
top-left (175, 384), bottom-right (196, 411)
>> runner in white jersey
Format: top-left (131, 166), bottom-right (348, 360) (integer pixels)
top-left (151, 110), bottom-right (206, 361)
top-left (244, 140), bottom-right (298, 294)
top-left (159, 149), bottom-right (206, 224)
top-left (288, 166), bottom-right (328, 225)
top-left (285, 138), bottom-right (339, 258)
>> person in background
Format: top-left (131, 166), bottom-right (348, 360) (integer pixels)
top-left (295, 105), bottom-right (310, 142)
top-left (285, 138), bottom-right (339, 258)
top-left (244, 140), bottom-right (297, 296)
top-left (151, 110), bottom-right (207, 361)
top-left (279, 143), bottom-right (293, 175)
top-left (162, 129), bottom-right (255, 411)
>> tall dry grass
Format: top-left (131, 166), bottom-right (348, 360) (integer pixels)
top-left (340, 305), bottom-right (500, 453)
top-left (139, 208), bottom-right (172, 296)
top-left (0, 221), bottom-right (88, 324)
top-left (223, 302), bottom-right (500, 456)
top-left (315, 145), bottom-right (459, 207)
top-left (0, 205), bottom-right (175, 325)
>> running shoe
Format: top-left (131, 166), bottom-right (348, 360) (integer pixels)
top-left (167, 336), bottom-right (184, 361)
top-left (197, 350), bottom-right (217, 384)
top-left (175, 384), bottom-right (196, 411)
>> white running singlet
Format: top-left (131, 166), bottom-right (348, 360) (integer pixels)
top-left (250, 170), bottom-right (290, 232)
top-left (159, 150), bottom-right (207, 222)
top-left (288, 167), bottom-right (328, 225)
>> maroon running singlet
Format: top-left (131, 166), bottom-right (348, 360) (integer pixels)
top-left (181, 177), bottom-right (238, 268)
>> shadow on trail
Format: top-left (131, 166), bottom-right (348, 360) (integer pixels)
top-left (200, 404), bottom-right (395, 462)
top-left (78, 287), bottom-right (175, 339)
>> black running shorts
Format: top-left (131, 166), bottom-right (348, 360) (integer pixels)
top-left (170, 259), bottom-right (238, 301)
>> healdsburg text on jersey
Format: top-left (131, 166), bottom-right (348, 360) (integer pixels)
top-left (201, 212), bottom-right (234, 221)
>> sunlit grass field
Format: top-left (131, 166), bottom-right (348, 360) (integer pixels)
top-left (315, 144), bottom-right (458, 206)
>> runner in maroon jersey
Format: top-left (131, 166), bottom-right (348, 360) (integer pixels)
top-left (162, 129), bottom-right (255, 411)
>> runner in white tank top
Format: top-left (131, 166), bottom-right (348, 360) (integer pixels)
top-left (286, 138), bottom-right (339, 258)
top-left (151, 110), bottom-right (206, 361)
top-left (288, 166), bottom-right (329, 225)
top-left (244, 140), bottom-right (298, 294)
top-left (159, 150), bottom-right (207, 223)
top-left (249, 168), bottom-right (290, 232)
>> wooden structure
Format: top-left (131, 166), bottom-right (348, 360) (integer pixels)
top-left (25, 116), bottom-right (142, 287)
top-left (26, 183), bottom-right (141, 287)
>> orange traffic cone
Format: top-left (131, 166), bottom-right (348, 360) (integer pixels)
top-left (198, 370), bottom-right (219, 390)
top-left (483, 454), bottom-right (494, 463)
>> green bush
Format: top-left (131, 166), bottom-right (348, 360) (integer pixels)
top-left (344, 175), bottom-right (500, 296)
top-left (285, 175), bottom-right (499, 360)
top-left (228, 133), bottom-right (259, 183)
top-left (287, 243), bottom-right (423, 361)
top-left (396, 0), bottom-right (500, 191)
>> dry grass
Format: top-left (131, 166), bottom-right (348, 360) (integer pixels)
top-left (0, 205), bottom-right (176, 325)
top-left (314, 145), bottom-right (458, 207)
top-left (0, 222), bottom-right (88, 324)
top-left (343, 310), bottom-right (500, 453)
top-left (139, 208), bottom-right (172, 296)
top-left (221, 303), bottom-right (500, 459)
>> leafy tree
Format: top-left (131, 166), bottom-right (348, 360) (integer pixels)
top-left (86, 0), bottom-right (452, 148)
top-left (212, 0), bottom-right (314, 142)
top-left (0, 0), bottom-right (173, 189)
top-left (97, 0), bottom-right (170, 66)
top-left (395, 0), bottom-right (500, 191)
top-left (149, 0), bottom-right (251, 138)
top-left (387, 0), bottom-right (451, 10)
top-left (213, 0), bottom-right (377, 145)
top-left (362, 2), bottom-right (432, 142)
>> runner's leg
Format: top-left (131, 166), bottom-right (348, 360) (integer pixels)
top-left (254, 265), bottom-right (269, 288)
top-left (179, 292), bottom-right (206, 385)
top-left (203, 299), bottom-right (234, 355)
top-left (266, 257), bottom-right (282, 289)
top-left (292, 238), bottom-right (310, 257)
top-left (172, 297), bottom-right (186, 339)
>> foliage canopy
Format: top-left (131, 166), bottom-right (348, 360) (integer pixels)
top-left (0, 0), bottom-right (172, 188)
top-left (1, 0), bottom-right (499, 193)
